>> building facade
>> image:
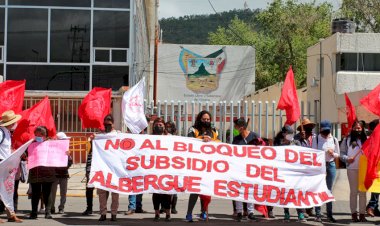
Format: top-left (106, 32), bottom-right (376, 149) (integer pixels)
top-left (307, 32), bottom-right (380, 126)
top-left (0, 0), bottom-right (154, 92)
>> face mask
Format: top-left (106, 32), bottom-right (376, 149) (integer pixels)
top-left (304, 127), bottom-right (313, 134)
top-left (233, 129), bottom-right (240, 137)
top-left (153, 126), bottom-right (164, 135)
top-left (35, 136), bottom-right (44, 143)
top-left (285, 134), bottom-right (294, 141)
top-left (104, 124), bottom-right (113, 133)
top-left (320, 130), bottom-right (330, 136)
top-left (201, 121), bottom-right (211, 129)
top-left (166, 127), bottom-right (174, 134)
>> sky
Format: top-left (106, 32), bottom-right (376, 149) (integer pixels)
top-left (159, 0), bottom-right (341, 19)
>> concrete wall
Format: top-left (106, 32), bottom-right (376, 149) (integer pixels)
top-left (307, 33), bottom-right (380, 124)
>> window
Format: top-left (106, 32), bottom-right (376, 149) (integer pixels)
top-left (94, 0), bottom-right (130, 8)
top-left (0, 9), bottom-right (4, 45)
top-left (338, 53), bottom-right (380, 72)
top-left (50, 10), bottom-right (90, 63)
top-left (93, 11), bottom-right (129, 48)
top-left (92, 66), bottom-right (128, 90)
top-left (7, 9), bottom-right (48, 62)
top-left (9, 0), bottom-right (90, 7)
top-left (7, 65), bottom-right (89, 91)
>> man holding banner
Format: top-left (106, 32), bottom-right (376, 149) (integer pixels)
top-left (0, 110), bottom-right (23, 222)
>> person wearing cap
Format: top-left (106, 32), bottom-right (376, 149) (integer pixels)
top-left (294, 118), bottom-right (317, 218)
top-left (340, 121), bottom-right (368, 222)
top-left (50, 132), bottom-right (73, 215)
top-left (274, 125), bottom-right (305, 222)
top-left (232, 117), bottom-right (259, 222)
top-left (312, 120), bottom-right (340, 223)
top-left (0, 110), bottom-right (23, 223)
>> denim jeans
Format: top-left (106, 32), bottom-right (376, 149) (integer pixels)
top-left (315, 161), bottom-right (336, 217)
top-left (128, 195), bottom-right (136, 211)
top-left (367, 193), bottom-right (380, 210)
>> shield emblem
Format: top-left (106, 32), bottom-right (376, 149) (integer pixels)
top-left (179, 47), bottom-right (226, 94)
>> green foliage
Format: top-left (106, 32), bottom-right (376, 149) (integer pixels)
top-left (340, 0), bottom-right (380, 32)
top-left (209, 0), bottom-right (333, 90)
top-left (159, 9), bottom-right (259, 44)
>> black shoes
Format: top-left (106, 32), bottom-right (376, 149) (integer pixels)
top-left (111, 215), bottom-right (117, 221)
top-left (236, 212), bottom-right (243, 222)
top-left (98, 215), bottom-right (106, 221)
top-left (82, 209), bottom-right (93, 215)
top-left (153, 214), bottom-right (160, 222)
top-left (28, 213), bottom-right (37, 220)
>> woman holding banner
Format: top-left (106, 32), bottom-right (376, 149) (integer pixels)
top-left (274, 125), bottom-right (306, 223)
top-left (28, 126), bottom-right (55, 220)
top-left (151, 118), bottom-right (173, 222)
top-left (186, 110), bottom-right (219, 222)
top-left (340, 120), bottom-right (367, 222)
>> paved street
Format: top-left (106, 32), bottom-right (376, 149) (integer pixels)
top-left (1, 168), bottom-right (379, 225)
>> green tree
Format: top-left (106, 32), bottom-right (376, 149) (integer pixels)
top-left (208, 0), bottom-right (333, 89)
top-left (340, 0), bottom-right (380, 32)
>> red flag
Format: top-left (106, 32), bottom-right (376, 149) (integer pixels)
top-left (362, 124), bottom-right (380, 189)
top-left (12, 96), bottom-right (56, 149)
top-left (360, 83), bottom-right (380, 116)
top-left (254, 204), bottom-right (268, 218)
top-left (344, 93), bottom-right (357, 129)
top-left (0, 80), bottom-right (25, 115)
top-left (78, 87), bottom-right (111, 130)
top-left (277, 66), bottom-right (300, 125)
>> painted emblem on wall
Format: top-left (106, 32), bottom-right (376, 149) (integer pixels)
top-left (179, 47), bottom-right (226, 94)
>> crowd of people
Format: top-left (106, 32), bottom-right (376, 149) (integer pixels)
top-left (0, 108), bottom-right (380, 223)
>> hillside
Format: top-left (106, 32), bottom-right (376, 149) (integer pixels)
top-left (159, 9), bottom-right (260, 44)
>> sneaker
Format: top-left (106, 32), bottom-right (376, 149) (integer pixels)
top-left (236, 212), bottom-right (243, 222)
top-left (248, 213), bottom-right (256, 220)
top-left (58, 209), bottom-right (64, 214)
top-left (315, 215), bottom-right (322, 222)
top-left (186, 214), bottom-right (193, 222)
top-left (111, 214), bottom-right (117, 221)
top-left (39, 208), bottom-right (45, 214)
top-left (28, 213), bottom-right (38, 219)
top-left (200, 212), bottom-right (207, 220)
top-left (45, 213), bottom-right (53, 219)
top-left (284, 212), bottom-right (290, 222)
top-left (165, 215), bottom-right (171, 222)
top-left (124, 210), bottom-right (135, 215)
top-left (153, 214), bottom-right (160, 222)
top-left (268, 210), bottom-right (276, 218)
top-left (98, 215), bottom-right (106, 221)
top-left (171, 208), bottom-right (178, 214)
top-left (298, 212), bottom-right (307, 222)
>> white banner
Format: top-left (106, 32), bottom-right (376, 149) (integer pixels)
top-left (89, 134), bottom-right (334, 208)
top-left (122, 78), bottom-right (148, 134)
top-left (158, 44), bottom-right (255, 102)
top-left (0, 139), bottom-right (33, 212)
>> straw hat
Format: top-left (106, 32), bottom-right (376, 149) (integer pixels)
top-left (297, 118), bottom-right (316, 131)
top-left (0, 110), bottom-right (21, 127)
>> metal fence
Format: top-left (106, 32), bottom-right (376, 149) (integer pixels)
top-left (145, 100), bottom-right (319, 143)
top-left (23, 96), bottom-right (324, 167)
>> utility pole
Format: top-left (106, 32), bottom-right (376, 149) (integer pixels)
top-left (319, 38), bottom-right (324, 124)
top-left (153, 0), bottom-right (159, 106)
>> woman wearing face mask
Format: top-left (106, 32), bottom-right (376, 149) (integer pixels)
top-left (312, 120), bottom-right (340, 223)
top-left (186, 110), bottom-right (219, 222)
top-left (28, 126), bottom-right (55, 220)
top-left (97, 114), bottom-right (120, 222)
top-left (151, 118), bottom-right (172, 222)
top-left (274, 125), bottom-right (305, 222)
top-left (340, 121), bottom-right (367, 222)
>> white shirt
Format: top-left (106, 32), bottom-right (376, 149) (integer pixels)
top-left (312, 134), bottom-right (340, 162)
top-left (0, 126), bottom-right (12, 160)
